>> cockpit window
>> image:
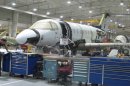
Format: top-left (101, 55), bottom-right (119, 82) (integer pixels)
top-left (50, 22), bottom-right (58, 30)
top-left (30, 21), bottom-right (52, 30)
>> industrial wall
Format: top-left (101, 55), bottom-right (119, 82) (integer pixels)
top-left (0, 8), bottom-right (44, 29)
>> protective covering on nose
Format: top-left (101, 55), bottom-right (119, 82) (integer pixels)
top-left (16, 29), bottom-right (40, 44)
top-left (115, 35), bottom-right (128, 43)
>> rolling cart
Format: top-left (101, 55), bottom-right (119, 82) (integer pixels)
top-left (72, 58), bottom-right (89, 86)
top-left (10, 52), bottom-right (42, 77)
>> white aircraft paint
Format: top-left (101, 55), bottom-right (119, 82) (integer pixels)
top-left (16, 19), bottom-right (102, 46)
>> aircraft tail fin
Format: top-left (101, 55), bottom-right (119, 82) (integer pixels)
top-left (99, 13), bottom-right (110, 26)
top-left (94, 13), bottom-right (110, 30)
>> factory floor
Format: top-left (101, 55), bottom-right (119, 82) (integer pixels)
top-left (0, 72), bottom-right (77, 86)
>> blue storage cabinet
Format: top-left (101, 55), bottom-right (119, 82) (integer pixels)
top-left (90, 57), bottom-right (105, 85)
top-left (90, 57), bottom-right (130, 86)
top-left (72, 59), bottom-right (89, 83)
top-left (103, 58), bottom-right (130, 86)
top-left (2, 53), bottom-right (11, 72)
top-left (11, 52), bottom-right (42, 75)
top-left (43, 59), bottom-right (58, 81)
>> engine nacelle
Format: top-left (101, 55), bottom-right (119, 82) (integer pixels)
top-left (115, 35), bottom-right (128, 43)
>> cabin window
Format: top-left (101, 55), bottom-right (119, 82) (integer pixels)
top-left (30, 21), bottom-right (52, 30)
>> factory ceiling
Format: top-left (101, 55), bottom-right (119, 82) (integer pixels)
top-left (0, 0), bottom-right (130, 35)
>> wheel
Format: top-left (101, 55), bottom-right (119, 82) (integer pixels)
top-left (42, 77), bottom-right (46, 80)
top-left (78, 82), bottom-right (82, 86)
top-left (47, 79), bottom-right (52, 83)
top-left (9, 73), bottom-right (15, 76)
top-left (91, 84), bottom-right (98, 86)
top-left (85, 82), bottom-right (88, 86)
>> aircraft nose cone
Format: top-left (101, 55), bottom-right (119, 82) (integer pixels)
top-left (16, 29), bottom-right (37, 44)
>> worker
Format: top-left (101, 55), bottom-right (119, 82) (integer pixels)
top-left (117, 47), bottom-right (125, 58)
top-left (0, 39), bottom-right (8, 52)
top-left (117, 52), bottom-right (124, 58)
top-left (82, 49), bottom-right (91, 56)
top-left (58, 60), bottom-right (72, 85)
top-left (0, 38), bottom-right (9, 76)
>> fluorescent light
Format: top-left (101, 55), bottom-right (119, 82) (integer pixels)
top-left (126, 9), bottom-right (129, 11)
top-left (89, 16), bottom-right (91, 18)
top-left (46, 12), bottom-right (50, 15)
top-left (71, 18), bottom-right (74, 21)
top-left (116, 15), bottom-right (124, 17)
top-left (33, 8), bottom-right (37, 11)
top-left (87, 23), bottom-right (90, 25)
top-left (67, 1), bottom-right (71, 4)
top-left (110, 19), bottom-right (113, 22)
top-left (115, 22), bottom-right (117, 24)
top-left (120, 2), bottom-right (124, 6)
top-left (80, 21), bottom-right (83, 24)
top-left (79, 6), bottom-right (82, 9)
top-left (12, 2), bottom-right (16, 6)
top-left (60, 15), bottom-right (64, 18)
top-left (122, 25), bottom-right (125, 27)
top-left (89, 10), bottom-right (92, 13)
top-left (118, 24), bottom-right (121, 26)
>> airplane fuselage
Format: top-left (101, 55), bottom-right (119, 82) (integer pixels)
top-left (16, 19), bottom-right (103, 46)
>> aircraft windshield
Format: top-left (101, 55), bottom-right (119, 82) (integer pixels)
top-left (30, 21), bottom-right (52, 30)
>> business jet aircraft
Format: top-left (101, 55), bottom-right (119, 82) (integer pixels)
top-left (15, 19), bottom-right (129, 53)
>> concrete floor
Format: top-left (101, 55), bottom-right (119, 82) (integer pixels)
top-left (0, 73), bottom-right (77, 86)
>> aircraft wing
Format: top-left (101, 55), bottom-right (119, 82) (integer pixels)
top-left (1, 36), bottom-right (17, 46)
top-left (0, 31), bottom-right (7, 36)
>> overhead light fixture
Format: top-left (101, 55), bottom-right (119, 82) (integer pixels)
top-left (80, 21), bottom-right (83, 24)
top-left (60, 15), bottom-right (64, 18)
top-left (46, 12), bottom-right (50, 15)
top-left (79, 6), bottom-right (82, 9)
top-left (115, 22), bottom-right (118, 24)
top-left (89, 16), bottom-right (91, 18)
top-left (89, 10), bottom-right (92, 13)
top-left (122, 25), bottom-right (125, 27)
top-left (71, 18), bottom-right (74, 21)
top-left (126, 9), bottom-right (129, 11)
top-left (33, 8), bottom-right (37, 11)
top-left (12, 2), bottom-right (16, 6)
top-left (108, 30), bottom-right (111, 32)
top-left (87, 23), bottom-right (91, 25)
top-left (67, 1), bottom-right (71, 4)
top-left (110, 19), bottom-right (113, 22)
top-left (118, 23), bottom-right (121, 26)
top-left (120, 2), bottom-right (124, 6)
